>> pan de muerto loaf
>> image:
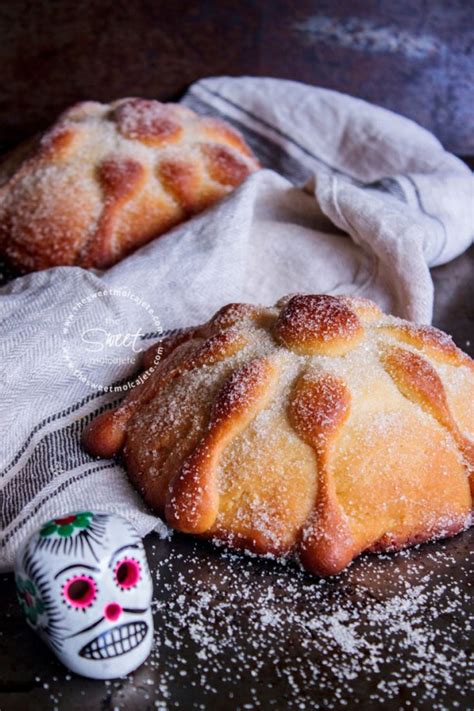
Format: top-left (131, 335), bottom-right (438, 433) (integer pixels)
top-left (83, 295), bottom-right (474, 576)
top-left (0, 98), bottom-right (259, 272)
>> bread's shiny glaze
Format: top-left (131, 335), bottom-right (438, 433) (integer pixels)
top-left (0, 98), bottom-right (259, 272)
top-left (83, 295), bottom-right (474, 575)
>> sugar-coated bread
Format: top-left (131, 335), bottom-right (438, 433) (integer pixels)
top-left (82, 295), bottom-right (474, 576)
top-left (0, 98), bottom-right (259, 272)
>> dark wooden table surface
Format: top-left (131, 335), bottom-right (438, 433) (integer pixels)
top-left (1, 2), bottom-right (473, 709)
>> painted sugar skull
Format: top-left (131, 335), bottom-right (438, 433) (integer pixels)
top-left (14, 511), bottom-right (154, 679)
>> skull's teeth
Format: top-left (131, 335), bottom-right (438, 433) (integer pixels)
top-left (80, 621), bottom-right (147, 659)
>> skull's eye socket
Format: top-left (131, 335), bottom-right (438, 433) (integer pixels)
top-left (63, 576), bottom-right (97, 608)
top-left (115, 558), bottom-right (141, 589)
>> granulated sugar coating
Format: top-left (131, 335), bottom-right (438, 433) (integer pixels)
top-left (83, 295), bottom-right (474, 578)
top-left (3, 528), bottom-right (472, 710)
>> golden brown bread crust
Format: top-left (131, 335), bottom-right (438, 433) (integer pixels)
top-left (0, 99), bottom-right (260, 272)
top-left (82, 295), bottom-right (474, 575)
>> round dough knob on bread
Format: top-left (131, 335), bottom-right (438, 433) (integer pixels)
top-left (82, 294), bottom-right (474, 576)
top-left (0, 98), bottom-right (260, 272)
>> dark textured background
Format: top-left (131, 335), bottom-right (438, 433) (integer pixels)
top-left (1, 2), bottom-right (473, 709)
top-left (0, 0), bottom-right (473, 157)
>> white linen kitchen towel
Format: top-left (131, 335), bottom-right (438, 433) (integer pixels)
top-left (1, 77), bottom-right (472, 571)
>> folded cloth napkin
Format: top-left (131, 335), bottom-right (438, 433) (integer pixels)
top-left (1, 77), bottom-right (472, 571)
